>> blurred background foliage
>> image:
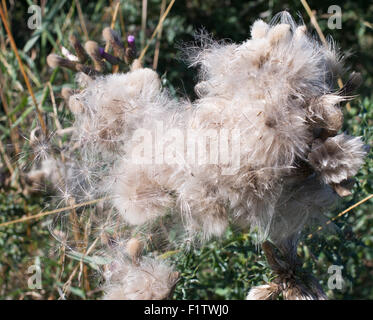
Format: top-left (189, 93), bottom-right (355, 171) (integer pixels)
top-left (0, 0), bottom-right (372, 299)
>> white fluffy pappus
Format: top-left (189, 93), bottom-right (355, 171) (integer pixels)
top-left (308, 134), bottom-right (367, 185)
top-left (60, 13), bottom-right (367, 244)
top-left (101, 13), bottom-right (366, 242)
top-left (246, 284), bottom-right (279, 300)
top-left (102, 246), bottom-right (179, 300)
top-left (50, 12), bottom-right (368, 300)
top-left (68, 68), bottom-right (171, 156)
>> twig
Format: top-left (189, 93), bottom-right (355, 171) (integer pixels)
top-left (300, 0), bottom-right (327, 43)
top-left (307, 194), bottom-right (373, 239)
top-left (0, 197), bottom-right (109, 228)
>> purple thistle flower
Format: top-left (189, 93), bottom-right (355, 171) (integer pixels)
top-left (127, 35), bottom-right (135, 48)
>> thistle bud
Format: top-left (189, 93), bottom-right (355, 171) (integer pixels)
top-left (102, 27), bottom-right (125, 59)
top-left (85, 41), bottom-right (106, 72)
top-left (125, 35), bottom-right (137, 64)
top-left (47, 54), bottom-right (76, 71)
top-left (69, 33), bottom-right (89, 63)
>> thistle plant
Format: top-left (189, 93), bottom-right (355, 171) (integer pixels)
top-left (24, 11), bottom-right (368, 300)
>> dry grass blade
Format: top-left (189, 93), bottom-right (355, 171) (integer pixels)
top-left (153, 0), bottom-right (167, 70)
top-left (110, 1), bottom-right (121, 29)
top-left (62, 236), bottom-right (99, 297)
top-left (75, 0), bottom-right (89, 40)
top-left (118, 2), bottom-right (127, 46)
top-left (0, 6), bottom-right (47, 135)
top-left (300, 0), bottom-right (327, 43)
top-left (105, 1), bottom-right (121, 53)
top-left (139, 0), bottom-right (176, 63)
top-left (141, 0), bottom-right (148, 51)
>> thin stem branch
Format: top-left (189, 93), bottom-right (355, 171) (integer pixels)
top-left (0, 197), bottom-right (110, 228)
top-left (139, 0), bottom-right (175, 63)
top-left (153, 0), bottom-right (167, 70)
top-left (141, 0), bottom-right (148, 51)
top-left (308, 194), bottom-right (373, 239)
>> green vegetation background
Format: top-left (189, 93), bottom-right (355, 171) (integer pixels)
top-left (0, 0), bottom-right (372, 299)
